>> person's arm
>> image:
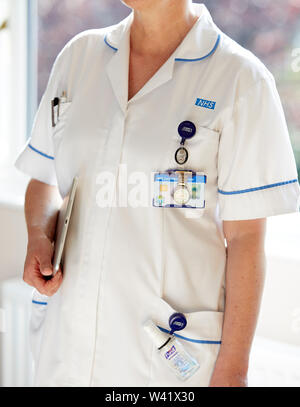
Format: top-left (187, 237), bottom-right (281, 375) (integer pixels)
top-left (209, 218), bottom-right (266, 387)
top-left (23, 179), bottom-right (63, 296)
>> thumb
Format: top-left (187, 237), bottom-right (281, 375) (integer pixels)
top-left (40, 257), bottom-right (53, 276)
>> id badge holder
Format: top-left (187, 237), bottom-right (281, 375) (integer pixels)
top-left (152, 170), bottom-right (206, 209)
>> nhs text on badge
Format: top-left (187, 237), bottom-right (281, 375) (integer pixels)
top-left (195, 98), bottom-right (216, 110)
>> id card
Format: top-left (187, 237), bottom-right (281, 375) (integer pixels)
top-left (153, 170), bottom-right (206, 209)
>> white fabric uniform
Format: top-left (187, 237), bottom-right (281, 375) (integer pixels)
top-left (15, 3), bottom-right (300, 387)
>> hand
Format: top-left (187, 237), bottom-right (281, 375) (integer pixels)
top-left (23, 231), bottom-right (63, 296)
top-left (209, 360), bottom-right (248, 387)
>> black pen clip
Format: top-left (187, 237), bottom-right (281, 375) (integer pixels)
top-left (51, 97), bottom-right (60, 127)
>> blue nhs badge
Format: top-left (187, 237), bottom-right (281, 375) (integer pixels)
top-left (195, 98), bottom-right (216, 110)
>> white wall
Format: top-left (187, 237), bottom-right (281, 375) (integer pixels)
top-left (256, 256), bottom-right (300, 346)
top-left (0, 0), bottom-right (27, 169)
top-left (0, 193), bottom-right (27, 282)
top-left (257, 214), bottom-right (300, 347)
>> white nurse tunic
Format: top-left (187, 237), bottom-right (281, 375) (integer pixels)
top-left (15, 3), bottom-right (300, 387)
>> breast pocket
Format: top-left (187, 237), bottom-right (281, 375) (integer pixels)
top-left (52, 101), bottom-right (72, 153)
top-left (146, 297), bottom-right (223, 387)
top-left (164, 126), bottom-right (220, 214)
top-left (184, 126), bottom-right (220, 173)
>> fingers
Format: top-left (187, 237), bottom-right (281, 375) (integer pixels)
top-left (31, 269), bottom-right (63, 296)
top-left (39, 270), bottom-right (63, 296)
top-left (23, 237), bottom-right (63, 296)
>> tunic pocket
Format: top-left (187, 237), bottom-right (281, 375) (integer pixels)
top-left (147, 297), bottom-right (223, 387)
top-left (29, 289), bottom-right (49, 364)
top-left (168, 126), bottom-right (220, 168)
top-left (176, 126), bottom-right (220, 172)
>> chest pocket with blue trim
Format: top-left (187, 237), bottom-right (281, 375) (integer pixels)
top-left (165, 126), bottom-right (220, 210)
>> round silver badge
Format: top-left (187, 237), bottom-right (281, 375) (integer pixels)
top-left (175, 147), bottom-right (188, 165)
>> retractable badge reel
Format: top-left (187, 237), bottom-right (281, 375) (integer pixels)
top-left (173, 121), bottom-right (197, 205)
top-left (169, 312), bottom-right (187, 335)
top-left (175, 121), bottom-right (196, 165)
top-left (152, 119), bottom-right (206, 209)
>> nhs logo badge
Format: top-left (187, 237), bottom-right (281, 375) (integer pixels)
top-left (195, 98), bottom-right (216, 110)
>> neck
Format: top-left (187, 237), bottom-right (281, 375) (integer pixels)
top-left (130, 0), bottom-right (198, 57)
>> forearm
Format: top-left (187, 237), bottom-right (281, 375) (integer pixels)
top-left (23, 180), bottom-right (63, 294)
top-left (25, 179), bottom-right (62, 242)
top-left (210, 219), bottom-right (266, 386)
top-left (218, 234), bottom-right (266, 370)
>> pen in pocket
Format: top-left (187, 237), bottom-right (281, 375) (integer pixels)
top-left (51, 91), bottom-right (68, 127)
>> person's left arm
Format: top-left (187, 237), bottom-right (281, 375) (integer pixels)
top-left (209, 218), bottom-right (266, 387)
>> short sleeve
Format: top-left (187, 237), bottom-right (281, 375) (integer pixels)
top-left (217, 76), bottom-right (300, 220)
top-left (15, 43), bottom-right (71, 186)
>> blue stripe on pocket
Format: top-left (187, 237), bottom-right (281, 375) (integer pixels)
top-left (32, 300), bottom-right (48, 306)
top-left (157, 325), bottom-right (222, 345)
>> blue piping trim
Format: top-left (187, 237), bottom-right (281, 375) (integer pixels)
top-left (218, 179), bottom-right (298, 195)
top-left (157, 326), bottom-right (222, 345)
top-left (32, 300), bottom-right (48, 306)
top-left (28, 143), bottom-right (54, 160)
top-left (104, 34), bottom-right (118, 52)
top-left (103, 33), bottom-right (221, 62)
top-left (174, 34), bottom-right (221, 62)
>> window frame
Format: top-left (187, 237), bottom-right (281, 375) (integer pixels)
top-left (26, 0), bottom-right (38, 141)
